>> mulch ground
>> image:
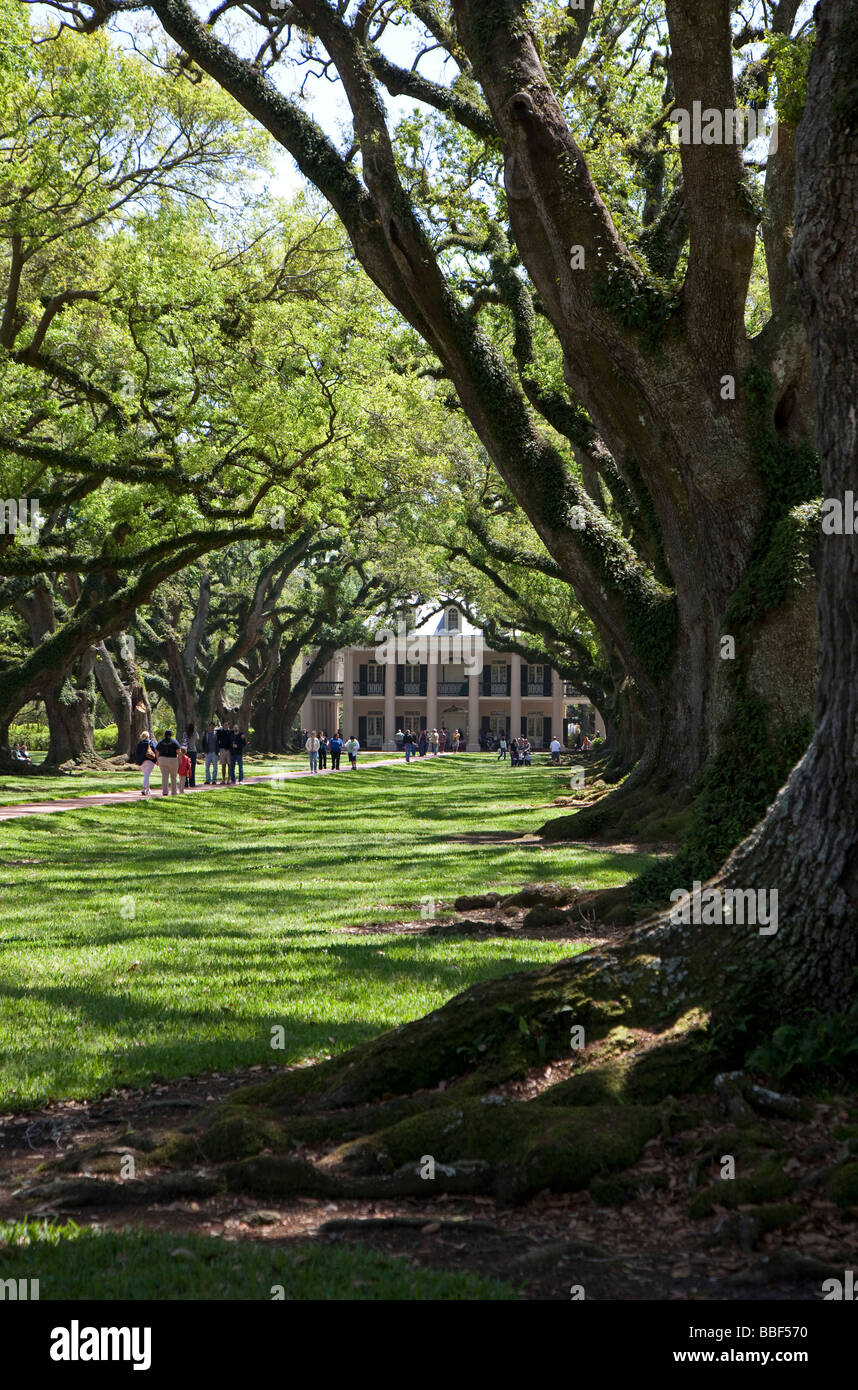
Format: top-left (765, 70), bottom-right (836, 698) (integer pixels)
top-left (2, 1058), bottom-right (854, 1301)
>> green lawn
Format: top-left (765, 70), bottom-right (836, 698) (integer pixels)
top-left (0, 1220), bottom-right (517, 1300)
top-left (0, 755), bottom-right (654, 1109)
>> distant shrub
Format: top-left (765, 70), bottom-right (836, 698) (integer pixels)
top-left (10, 723), bottom-right (119, 753)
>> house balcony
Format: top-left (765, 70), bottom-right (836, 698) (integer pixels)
top-left (396, 681), bottom-right (426, 696)
top-left (438, 681), bottom-right (468, 696)
top-left (311, 680), bottom-right (343, 696)
top-left (525, 682), bottom-right (550, 696)
top-left (488, 682), bottom-right (510, 697)
top-left (354, 680), bottom-right (385, 695)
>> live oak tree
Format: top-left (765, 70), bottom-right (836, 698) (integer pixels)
top-left (21, 1), bottom-right (858, 1215)
top-left (134, 538), bottom-right (410, 747)
top-left (54, 0), bottom-right (822, 858)
top-left (0, 15), bottom-right (434, 763)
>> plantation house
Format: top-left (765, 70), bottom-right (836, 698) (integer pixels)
top-left (299, 609), bottom-right (605, 750)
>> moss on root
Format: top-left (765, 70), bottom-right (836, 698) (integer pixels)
top-left (689, 1160), bottom-right (793, 1218)
top-left (323, 1097), bottom-right (663, 1202)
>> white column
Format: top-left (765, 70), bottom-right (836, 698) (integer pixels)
top-left (384, 661), bottom-right (396, 750)
top-left (468, 672), bottom-right (480, 749)
top-left (342, 649), bottom-right (354, 739)
top-left (552, 669), bottom-right (565, 745)
top-left (510, 654), bottom-right (521, 740)
top-left (426, 650), bottom-right (438, 735)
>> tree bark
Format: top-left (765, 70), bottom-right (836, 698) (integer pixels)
top-left (716, 0), bottom-right (858, 1011)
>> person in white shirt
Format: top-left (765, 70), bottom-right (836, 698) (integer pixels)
top-left (550, 736), bottom-right (562, 764)
top-left (346, 736), bottom-right (360, 768)
top-left (305, 730), bottom-right (321, 773)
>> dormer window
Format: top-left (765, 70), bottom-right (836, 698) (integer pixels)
top-left (446, 607), bottom-right (460, 631)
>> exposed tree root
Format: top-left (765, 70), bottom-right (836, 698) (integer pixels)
top-left (541, 778), bottom-right (695, 844)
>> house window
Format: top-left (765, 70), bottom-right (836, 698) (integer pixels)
top-left (439, 664), bottom-right (464, 682)
top-left (446, 608), bottom-right (460, 631)
top-left (403, 711), bottom-right (421, 732)
top-left (488, 713), bottom-right (507, 737)
top-left (404, 664), bottom-right (420, 682)
top-left (528, 664), bottom-right (544, 684)
top-left (527, 713), bottom-right (544, 741)
top-left (367, 713), bottom-right (384, 746)
top-left (368, 662), bottom-right (385, 684)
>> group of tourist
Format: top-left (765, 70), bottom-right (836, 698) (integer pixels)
top-left (11, 742), bottom-right (32, 764)
top-left (303, 732), bottom-right (359, 772)
top-left (133, 719), bottom-right (247, 797)
top-left (398, 727), bottom-right (465, 761)
top-left (133, 712), bottom-right (603, 796)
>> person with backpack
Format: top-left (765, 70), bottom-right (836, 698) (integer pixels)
top-left (230, 725), bottom-right (246, 783)
top-left (329, 732), bottom-right (343, 769)
top-left (155, 729), bottom-right (180, 796)
top-left (201, 722), bottom-right (218, 784)
top-left (134, 731), bottom-right (158, 797)
top-left (346, 735), bottom-right (359, 769)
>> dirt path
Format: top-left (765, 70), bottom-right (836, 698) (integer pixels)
top-left (0, 753), bottom-right (439, 821)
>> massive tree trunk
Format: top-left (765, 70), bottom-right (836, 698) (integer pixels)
top-left (93, 633), bottom-right (153, 758)
top-left (715, 0), bottom-right (858, 1011)
top-left (44, 670), bottom-right (98, 766)
top-left (250, 641), bottom-right (337, 752)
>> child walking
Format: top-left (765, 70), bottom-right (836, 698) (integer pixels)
top-left (177, 747), bottom-right (192, 792)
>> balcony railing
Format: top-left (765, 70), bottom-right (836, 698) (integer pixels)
top-left (438, 681), bottom-right (468, 696)
top-left (312, 680), bottom-right (343, 696)
top-left (396, 681), bottom-right (425, 696)
top-left (489, 682), bottom-right (510, 696)
top-left (354, 680), bottom-right (385, 695)
top-left (525, 682), bottom-right (549, 696)
top-left (564, 683), bottom-right (583, 698)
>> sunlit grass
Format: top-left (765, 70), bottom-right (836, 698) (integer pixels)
top-left (0, 756), bottom-right (653, 1108)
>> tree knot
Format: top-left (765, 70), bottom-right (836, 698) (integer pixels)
top-left (506, 90), bottom-right (535, 121)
